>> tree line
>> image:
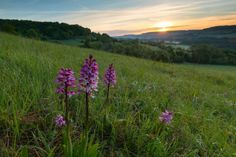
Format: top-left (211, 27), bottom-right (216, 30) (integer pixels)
top-left (0, 19), bottom-right (113, 41)
top-left (1, 19), bottom-right (236, 65)
top-left (84, 39), bottom-right (236, 65)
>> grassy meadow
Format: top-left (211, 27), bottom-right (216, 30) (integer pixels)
top-left (0, 32), bottom-right (236, 156)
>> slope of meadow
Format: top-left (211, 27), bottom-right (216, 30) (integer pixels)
top-left (0, 32), bottom-right (236, 156)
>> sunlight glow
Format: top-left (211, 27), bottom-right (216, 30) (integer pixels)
top-left (155, 21), bottom-right (172, 32)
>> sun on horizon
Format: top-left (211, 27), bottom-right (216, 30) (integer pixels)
top-left (155, 21), bottom-right (173, 32)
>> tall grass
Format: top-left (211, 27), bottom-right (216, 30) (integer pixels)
top-left (0, 32), bottom-right (236, 156)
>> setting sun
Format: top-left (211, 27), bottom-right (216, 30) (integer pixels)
top-left (155, 21), bottom-right (172, 32)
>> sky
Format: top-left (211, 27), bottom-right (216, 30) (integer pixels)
top-left (0, 0), bottom-right (236, 36)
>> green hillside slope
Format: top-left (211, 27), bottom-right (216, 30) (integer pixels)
top-left (0, 32), bottom-right (236, 156)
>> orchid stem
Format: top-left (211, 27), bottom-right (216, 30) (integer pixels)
top-left (85, 92), bottom-right (89, 128)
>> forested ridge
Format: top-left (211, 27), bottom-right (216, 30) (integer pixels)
top-left (1, 19), bottom-right (236, 65)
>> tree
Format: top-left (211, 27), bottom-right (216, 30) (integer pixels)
top-left (25, 28), bottom-right (40, 39)
top-left (1, 23), bottom-right (17, 34)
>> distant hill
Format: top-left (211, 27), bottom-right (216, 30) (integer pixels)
top-left (0, 19), bottom-right (113, 42)
top-left (1, 19), bottom-right (236, 65)
top-left (117, 25), bottom-right (236, 49)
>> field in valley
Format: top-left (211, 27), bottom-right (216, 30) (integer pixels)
top-left (0, 32), bottom-right (236, 156)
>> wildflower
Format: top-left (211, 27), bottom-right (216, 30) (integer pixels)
top-left (104, 64), bottom-right (116, 87)
top-left (78, 55), bottom-right (99, 125)
top-left (55, 115), bottom-right (66, 127)
top-left (159, 110), bottom-right (173, 124)
top-left (55, 68), bottom-right (76, 126)
top-left (104, 64), bottom-right (116, 100)
top-left (55, 68), bottom-right (76, 96)
top-left (78, 55), bottom-right (99, 97)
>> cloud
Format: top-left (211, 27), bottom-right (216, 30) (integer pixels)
top-left (1, 0), bottom-right (236, 35)
top-left (207, 17), bottom-right (236, 21)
